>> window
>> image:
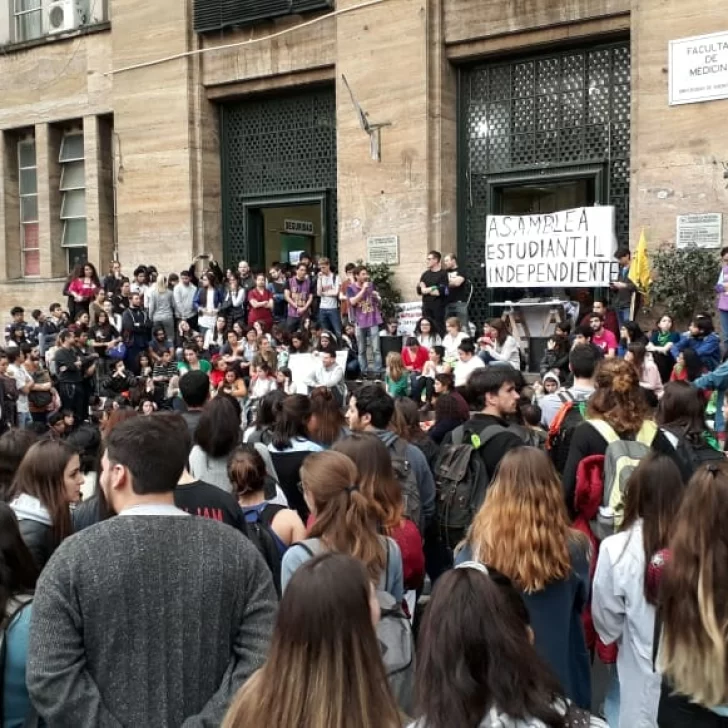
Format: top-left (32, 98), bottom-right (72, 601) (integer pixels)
top-left (14, 0), bottom-right (43, 42)
top-left (18, 139), bottom-right (40, 277)
top-left (59, 132), bottom-right (87, 272)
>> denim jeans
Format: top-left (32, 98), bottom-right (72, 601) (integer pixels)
top-left (617, 307), bottom-right (631, 325)
top-left (603, 664), bottom-right (620, 727)
top-left (319, 308), bottom-right (342, 339)
top-left (356, 325), bottom-right (382, 374)
top-left (694, 362), bottom-right (728, 433)
top-left (16, 411), bottom-right (32, 429)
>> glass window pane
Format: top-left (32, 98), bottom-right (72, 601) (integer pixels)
top-left (21, 195), bottom-right (38, 222)
top-left (60, 161), bottom-right (85, 190)
top-left (15, 0), bottom-right (43, 11)
top-left (16, 9), bottom-right (42, 41)
top-left (63, 218), bottom-right (87, 247)
top-left (21, 221), bottom-right (39, 250)
top-left (61, 189), bottom-right (86, 218)
top-left (60, 135), bottom-right (85, 162)
top-left (18, 141), bottom-right (36, 168)
top-left (23, 249), bottom-right (40, 277)
top-left (19, 167), bottom-right (37, 195)
top-left (66, 246), bottom-right (88, 274)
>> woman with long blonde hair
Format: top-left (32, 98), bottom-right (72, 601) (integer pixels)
top-left (455, 447), bottom-right (591, 710)
top-left (222, 552), bottom-right (402, 728)
top-left (280, 450), bottom-right (404, 601)
top-left (657, 462), bottom-right (728, 727)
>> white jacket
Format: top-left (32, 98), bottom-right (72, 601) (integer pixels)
top-left (592, 520), bottom-right (660, 728)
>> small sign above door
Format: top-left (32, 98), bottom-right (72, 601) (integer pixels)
top-left (284, 219), bottom-right (315, 236)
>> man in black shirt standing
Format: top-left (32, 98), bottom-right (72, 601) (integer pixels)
top-left (417, 250), bottom-right (449, 335)
top-left (54, 329), bottom-right (86, 422)
top-left (443, 253), bottom-right (470, 333)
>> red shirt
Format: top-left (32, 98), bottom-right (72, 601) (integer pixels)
top-left (247, 288), bottom-right (273, 331)
top-left (592, 328), bottom-right (617, 354)
top-left (402, 345), bottom-right (429, 373)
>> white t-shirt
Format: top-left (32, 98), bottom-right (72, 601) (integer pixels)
top-left (317, 273), bottom-right (341, 310)
top-left (8, 363), bottom-right (32, 414)
top-left (454, 355), bottom-right (485, 387)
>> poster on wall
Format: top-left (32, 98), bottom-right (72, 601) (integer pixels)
top-left (484, 206), bottom-right (619, 289)
top-left (396, 302), bottom-right (423, 336)
top-left (669, 31), bottom-right (728, 106)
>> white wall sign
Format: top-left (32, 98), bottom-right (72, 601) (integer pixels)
top-left (395, 302), bottom-right (422, 336)
top-left (485, 206), bottom-right (619, 288)
top-left (676, 213), bottom-right (723, 248)
top-left (669, 31), bottom-right (728, 106)
top-left (367, 235), bottom-right (399, 265)
top-left (284, 219), bottom-right (314, 235)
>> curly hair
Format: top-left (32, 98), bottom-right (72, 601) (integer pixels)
top-left (467, 448), bottom-right (584, 592)
top-left (660, 462), bottom-right (728, 706)
top-left (586, 358), bottom-right (650, 436)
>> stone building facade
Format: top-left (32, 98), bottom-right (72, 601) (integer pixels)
top-left (0, 0), bottom-right (726, 321)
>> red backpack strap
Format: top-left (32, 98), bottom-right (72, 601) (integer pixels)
top-left (546, 398), bottom-right (574, 449)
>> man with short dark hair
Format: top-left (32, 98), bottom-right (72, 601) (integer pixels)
top-left (121, 292), bottom-right (150, 374)
top-left (173, 269), bottom-right (198, 334)
top-left (347, 266), bottom-right (383, 377)
top-left (589, 313), bottom-right (617, 357)
top-left (417, 251), bottom-right (448, 334)
top-left (179, 369), bottom-right (210, 437)
top-left (443, 367), bottom-right (523, 480)
top-left (579, 299), bottom-right (619, 340)
top-left (316, 257), bottom-right (342, 339)
top-left (284, 263), bottom-right (314, 332)
top-left (540, 344), bottom-right (597, 428)
top-left (572, 324), bottom-right (604, 363)
top-left (5, 306), bottom-right (33, 347)
top-left (611, 247), bottom-right (636, 325)
top-left (443, 253), bottom-right (470, 332)
top-left (346, 384), bottom-right (435, 531)
top-left (27, 415), bottom-right (275, 727)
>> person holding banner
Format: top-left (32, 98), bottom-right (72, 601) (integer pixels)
top-left (610, 248), bottom-right (637, 326)
top-left (417, 252), bottom-right (449, 335)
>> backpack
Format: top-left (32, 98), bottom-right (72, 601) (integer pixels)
top-left (242, 504), bottom-right (286, 598)
top-left (387, 436), bottom-right (422, 532)
top-left (296, 538), bottom-right (415, 715)
top-left (0, 597), bottom-right (33, 727)
top-left (660, 427), bottom-right (725, 482)
top-left (589, 419), bottom-right (657, 540)
top-left (433, 423), bottom-right (513, 550)
top-left (28, 372), bottom-right (52, 409)
top-left (546, 392), bottom-right (589, 473)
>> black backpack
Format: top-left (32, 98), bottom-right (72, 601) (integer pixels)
top-left (242, 504), bottom-right (286, 598)
top-left (28, 371), bottom-right (52, 409)
top-left (433, 423), bottom-right (512, 549)
top-left (660, 427), bottom-right (725, 482)
top-left (546, 392), bottom-right (589, 474)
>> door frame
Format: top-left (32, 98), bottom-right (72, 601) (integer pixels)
top-left (486, 163), bottom-right (608, 214)
top-left (240, 190), bottom-right (331, 270)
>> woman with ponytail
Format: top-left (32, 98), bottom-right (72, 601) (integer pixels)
top-left (562, 358), bottom-right (656, 516)
top-left (280, 450), bottom-right (404, 601)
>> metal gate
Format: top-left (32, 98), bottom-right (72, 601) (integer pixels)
top-left (220, 87), bottom-right (337, 269)
top-left (459, 41), bottom-right (631, 324)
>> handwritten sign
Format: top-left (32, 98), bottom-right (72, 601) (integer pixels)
top-left (395, 302), bottom-right (422, 336)
top-left (485, 206), bottom-right (618, 288)
top-left (669, 31), bottom-right (728, 105)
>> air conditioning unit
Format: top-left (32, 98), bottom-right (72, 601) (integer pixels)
top-left (47, 0), bottom-right (88, 35)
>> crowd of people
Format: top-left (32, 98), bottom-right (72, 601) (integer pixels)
top-left (2, 247), bottom-right (728, 728)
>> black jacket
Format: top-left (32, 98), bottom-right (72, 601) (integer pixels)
top-left (18, 518), bottom-right (55, 571)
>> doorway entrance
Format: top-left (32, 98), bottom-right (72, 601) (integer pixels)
top-left (243, 192), bottom-right (331, 272)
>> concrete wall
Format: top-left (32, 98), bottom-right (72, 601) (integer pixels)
top-left (630, 1), bottom-right (728, 247)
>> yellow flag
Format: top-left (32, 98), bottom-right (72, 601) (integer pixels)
top-left (629, 229), bottom-right (651, 293)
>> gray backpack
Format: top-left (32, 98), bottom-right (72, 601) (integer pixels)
top-left (388, 436), bottom-right (422, 532)
top-left (295, 537), bottom-right (415, 715)
top-left (589, 419), bottom-right (657, 540)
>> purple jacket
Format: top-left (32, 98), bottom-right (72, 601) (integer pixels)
top-left (716, 266), bottom-right (728, 311)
